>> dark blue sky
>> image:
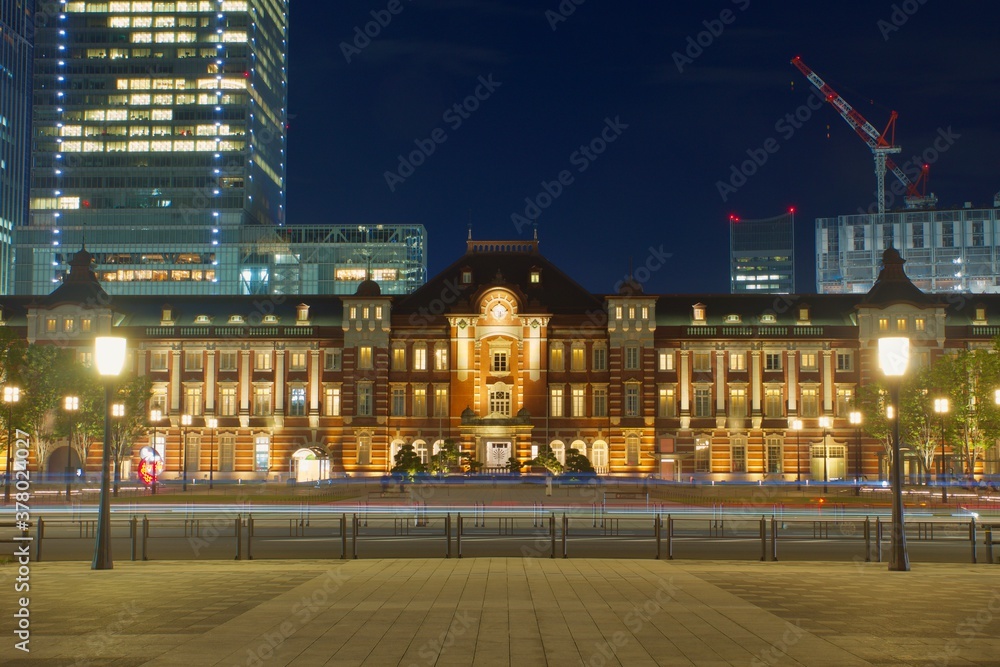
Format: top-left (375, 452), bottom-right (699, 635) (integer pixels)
top-left (286, 1), bottom-right (1000, 294)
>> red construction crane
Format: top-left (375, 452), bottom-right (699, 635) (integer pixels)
top-left (791, 56), bottom-right (937, 216)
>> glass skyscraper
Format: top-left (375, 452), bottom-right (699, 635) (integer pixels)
top-left (0, 0), bottom-right (34, 295)
top-left (21, 0), bottom-right (288, 294)
top-left (729, 211), bottom-right (796, 294)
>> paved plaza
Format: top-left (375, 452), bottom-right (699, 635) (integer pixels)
top-left (2, 557), bottom-right (999, 666)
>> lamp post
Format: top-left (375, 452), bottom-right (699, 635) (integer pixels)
top-left (94, 336), bottom-right (127, 571)
top-left (792, 418), bottom-right (803, 491)
top-left (207, 417), bottom-right (218, 490)
top-left (181, 414), bottom-right (192, 492)
top-left (111, 403), bottom-right (124, 498)
top-left (933, 397), bottom-right (949, 503)
top-left (149, 409), bottom-right (162, 495)
top-left (849, 410), bottom-right (862, 496)
top-left (3, 386), bottom-right (21, 504)
top-left (818, 415), bottom-right (832, 494)
top-left (878, 336), bottom-right (910, 572)
top-left (63, 395), bottom-right (79, 500)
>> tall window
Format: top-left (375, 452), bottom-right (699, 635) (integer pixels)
top-left (695, 438), bottom-right (710, 472)
top-left (413, 347), bottom-right (427, 371)
top-left (693, 352), bottom-right (711, 372)
top-left (289, 388), bottom-right (306, 416)
top-left (764, 352), bottom-right (782, 371)
top-left (185, 351), bottom-right (203, 371)
top-left (941, 221), bottom-right (954, 247)
top-left (836, 388), bottom-right (854, 417)
top-left (489, 386), bottom-right (511, 416)
top-left (356, 434), bottom-right (371, 466)
top-left (729, 352), bottom-right (746, 371)
top-left (550, 346), bottom-right (565, 372)
top-left (912, 223), bottom-right (924, 249)
top-left (625, 384), bottom-right (640, 417)
top-left (392, 347), bottom-right (406, 371)
top-left (624, 345), bottom-right (640, 371)
top-left (254, 435), bottom-right (270, 472)
top-left (253, 386), bottom-right (272, 416)
top-left (625, 434), bottom-right (640, 466)
top-left (150, 392), bottom-right (167, 415)
top-left (185, 434), bottom-right (200, 473)
top-left (492, 351), bottom-right (508, 373)
top-left (218, 435), bottom-right (235, 472)
top-left (836, 351), bottom-right (853, 371)
top-left (391, 387), bottom-right (406, 416)
top-left (694, 388), bottom-right (712, 417)
top-left (853, 224), bottom-right (866, 251)
top-left (357, 384), bottom-right (373, 416)
top-left (729, 388), bottom-right (747, 419)
top-left (571, 387), bottom-right (586, 417)
top-left (358, 345), bottom-right (373, 370)
top-left (571, 346), bottom-right (585, 372)
top-left (219, 350), bottom-right (237, 372)
top-left (434, 347), bottom-right (448, 371)
top-left (972, 220), bottom-right (985, 247)
top-left (658, 350), bottom-right (674, 371)
top-left (550, 387), bottom-right (565, 417)
top-left (764, 388), bottom-right (783, 418)
top-left (800, 388), bottom-right (819, 417)
top-left (254, 351), bottom-right (272, 371)
top-left (324, 349), bottom-right (342, 371)
top-left (593, 347), bottom-right (607, 371)
top-left (289, 352), bottom-right (307, 371)
top-left (184, 385), bottom-right (203, 416)
top-left (434, 387), bottom-right (448, 417)
top-left (150, 351), bottom-right (169, 371)
top-left (413, 387), bottom-right (427, 417)
top-left (658, 387), bottom-right (676, 418)
top-left (219, 387), bottom-right (237, 417)
top-left (766, 437), bottom-right (783, 474)
top-left (731, 441), bottom-right (747, 473)
top-left (592, 388), bottom-right (607, 417)
top-left (800, 352), bottom-right (818, 371)
top-left (325, 387), bottom-right (342, 416)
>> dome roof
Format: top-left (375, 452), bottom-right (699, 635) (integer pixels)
top-left (355, 279), bottom-right (381, 297)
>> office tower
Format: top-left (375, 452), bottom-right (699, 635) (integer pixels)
top-left (0, 0), bottom-right (35, 294)
top-left (730, 211), bottom-right (795, 294)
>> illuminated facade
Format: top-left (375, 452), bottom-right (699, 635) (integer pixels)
top-left (24, 0), bottom-right (288, 292)
top-left (4, 240), bottom-right (999, 484)
top-left (0, 0), bottom-right (35, 294)
top-left (729, 211), bottom-right (796, 294)
top-left (816, 206), bottom-right (1000, 294)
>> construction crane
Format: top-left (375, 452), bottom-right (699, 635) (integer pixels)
top-left (791, 57), bottom-right (937, 224)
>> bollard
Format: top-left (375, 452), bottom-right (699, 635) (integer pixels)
top-left (445, 513), bottom-right (451, 559)
top-left (771, 516), bottom-right (778, 562)
top-left (130, 516), bottom-right (138, 561)
top-left (562, 513), bottom-right (568, 559)
top-left (36, 517), bottom-right (44, 563)
top-left (970, 518), bottom-right (977, 564)
top-left (667, 514), bottom-right (674, 560)
top-left (986, 525), bottom-right (994, 565)
top-left (550, 514), bottom-right (556, 559)
top-left (457, 513), bottom-right (463, 559)
top-left (142, 516), bottom-right (149, 561)
top-left (352, 514), bottom-right (358, 560)
top-left (655, 514), bottom-right (661, 560)
top-left (235, 516), bottom-right (243, 560)
top-left (247, 514), bottom-right (254, 560)
top-left (864, 517), bottom-right (871, 563)
top-left (593, 503), bottom-right (597, 528)
top-left (340, 514), bottom-right (347, 560)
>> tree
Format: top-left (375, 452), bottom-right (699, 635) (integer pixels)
top-left (527, 445), bottom-right (563, 475)
top-left (428, 439), bottom-right (461, 475)
top-left (54, 359), bottom-right (104, 478)
top-left (5, 343), bottom-right (65, 476)
top-left (564, 448), bottom-right (595, 474)
top-left (933, 347), bottom-right (1000, 475)
top-left (391, 444), bottom-right (426, 480)
top-left (110, 373), bottom-right (153, 496)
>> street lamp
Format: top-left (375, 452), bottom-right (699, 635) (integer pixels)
top-left (791, 418), bottom-right (803, 491)
top-left (149, 409), bottom-right (162, 495)
top-left (878, 336), bottom-right (910, 572)
top-left (3, 386), bottom-right (21, 504)
top-left (63, 395), bottom-right (79, 500)
top-left (181, 414), bottom-right (192, 492)
top-left (849, 410), bottom-right (862, 496)
top-left (207, 417), bottom-right (218, 490)
top-left (818, 415), bottom-right (832, 494)
top-left (111, 403), bottom-right (124, 498)
top-left (933, 397), bottom-right (949, 503)
top-left (93, 335), bottom-right (127, 571)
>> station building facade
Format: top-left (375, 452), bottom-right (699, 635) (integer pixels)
top-left (2, 238), bottom-right (998, 484)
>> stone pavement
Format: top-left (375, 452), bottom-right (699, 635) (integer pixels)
top-left (1, 558), bottom-right (999, 667)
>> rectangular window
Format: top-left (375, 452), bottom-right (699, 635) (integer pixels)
top-left (254, 352), bottom-right (272, 371)
top-left (915, 318), bottom-right (926, 332)
top-left (413, 388), bottom-right (427, 417)
top-left (571, 347), bottom-right (586, 372)
top-left (434, 387), bottom-right (448, 417)
top-left (593, 347), bottom-right (607, 371)
top-left (184, 386), bottom-right (203, 416)
top-left (219, 387), bottom-right (237, 417)
top-left (391, 387), bottom-right (405, 417)
top-left (658, 387), bottom-right (676, 418)
top-left (878, 318), bottom-right (889, 332)
top-left (942, 222), bottom-right (954, 248)
top-left (150, 392), bottom-right (167, 415)
top-left (81, 319), bottom-right (92, 333)
top-left (413, 347), bottom-right (427, 371)
top-left (254, 436), bottom-right (270, 472)
top-left (324, 349), bottom-right (342, 371)
top-left (253, 387), bottom-right (272, 416)
top-left (694, 388), bottom-right (712, 417)
top-left (63, 318), bottom-right (75, 333)
top-left (625, 436), bottom-right (640, 467)
top-left (184, 435), bottom-right (200, 473)
top-left (358, 346), bottom-right (373, 370)
top-left (800, 352), bottom-right (818, 371)
top-left (693, 351), bottom-right (711, 372)
top-left (434, 347), bottom-right (448, 371)
top-left (150, 351), bottom-right (169, 371)
top-left (550, 387), bottom-right (564, 418)
top-left (46, 318), bottom-right (56, 333)
top-left (836, 388), bottom-right (854, 417)
top-left (356, 435), bottom-right (371, 466)
top-left (836, 352), bottom-right (853, 372)
top-left (571, 388), bottom-right (586, 417)
top-left (764, 352), bottom-right (782, 371)
top-left (800, 388), bottom-right (819, 418)
top-left (492, 351), bottom-right (508, 373)
top-left (766, 439), bottom-right (783, 474)
top-left (912, 223), bottom-right (924, 249)
top-left (896, 317), bottom-right (908, 332)
top-left (593, 388), bottom-right (607, 417)
top-left (624, 346), bottom-right (640, 371)
top-left (731, 444), bottom-right (747, 473)
top-left (695, 439), bottom-right (710, 472)
top-left (218, 435), bottom-right (235, 472)
top-left (765, 388), bottom-right (783, 418)
top-left (729, 352), bottom-right (745, 371)
top-left (289, 388), bottom-right (306, 416)
top-left (185, 351), bottom-right (203, 371)
top-left (625, 385), bottom-right (640, 417)
top-left (853, 225), bottom-right (865, 251)
top-left (972, 221), bottom-right (985, 247)
top-left (219, 350), bottom-right (237, 372)
top-left (550, 347), bottom-right (565, 372)
top-left (489, 387), bottom-right (511, 416)
top-left (392, 348), bottom-right (406, 371)
top-left (658, 350), bottom-right (674, 372)
top-left (730, 388), bottom-right (747, 419)
top-left (325, 387), bottom-right (342, 416)
top-left (357, 385), bottom-right (372, 416)
top-left (289, 352), bottom-right (307, 371)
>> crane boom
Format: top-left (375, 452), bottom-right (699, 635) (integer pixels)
top-left (791, 56), bottom-right (937, 210)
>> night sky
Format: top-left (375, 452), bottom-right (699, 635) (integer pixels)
top-left (286, 1), bottom-right (1000, 295)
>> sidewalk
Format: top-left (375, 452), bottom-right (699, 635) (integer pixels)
top-left (2, 558), bottom-right (998, 666)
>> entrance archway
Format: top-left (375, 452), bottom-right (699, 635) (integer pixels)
top-left (47, 446), bottom-right (83, 482)
top-left (591, 441), bottom-right (609, 474)
top-left (291, 448), bottom-right (327, 483)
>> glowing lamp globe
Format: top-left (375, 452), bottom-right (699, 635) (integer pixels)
top-left (95, 337), bottom-right (127, 377)
top-left (878, 337), bottom-right (909, 377)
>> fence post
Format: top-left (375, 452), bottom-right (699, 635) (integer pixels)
top-left (235, 516), bottom-right (243, 561)
top-left (340, 514), bottom-right (347, 560)
top-left (445, 513), bottom-right (451, 559)
top-left (970, 518), bottom-right (977, 564)
top-left (247, 514), bottom-right (254, 560)
top-left (770, 515), bottom-right (778, 562)
top-left (875, 517), bottom-right (882, 563)
top-left (142, 515), bottom-right (149, 561)
top-left (457, 513), bottom-right (463, 559)
top-left (864, 517), bottom-right (871, 563)
top-left (550, 514), bottom-right (555, 559)
top-left (667, 514), bottom-right (674, 560)
top-left (760, 516), bottom-right (766, 562)
top-left (986, 525), bottom-right (994, 565)
top-left (562, 513), bottom-right (568, 559)
top-left (655, 514), bottom-right (661, 560)
top-left (352, 514), bottom-right (358, 560)
top-left (35, 517), bottom-right (43, 563)
top-left (130, 516), bottom-right (138, 561)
